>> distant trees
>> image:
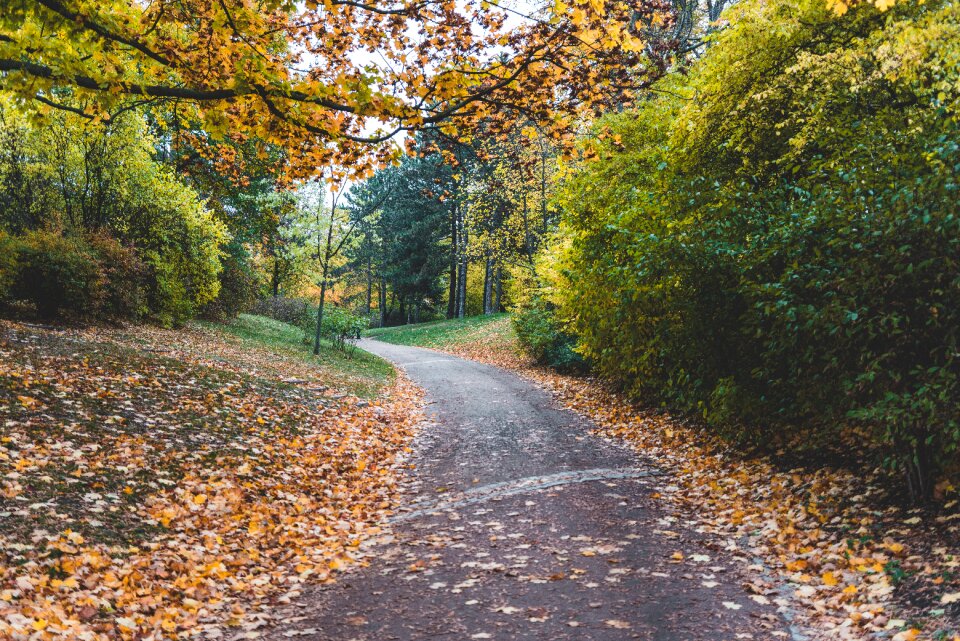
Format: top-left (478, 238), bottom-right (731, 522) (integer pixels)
top-left (342, 126), bottom-right (560, 327)
top-left (346, 148), bottom-right (453, 326)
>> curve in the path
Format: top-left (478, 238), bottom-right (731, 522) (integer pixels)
top-left (270, 339), bottom-right (789, 641)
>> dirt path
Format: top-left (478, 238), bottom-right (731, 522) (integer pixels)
top-left (270, 340), bottom-right (791, 640)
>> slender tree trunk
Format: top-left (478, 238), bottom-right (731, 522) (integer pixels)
top-left (447, 204), bottom-right (458, 319)
top-left (272, 259), bottom-right (280, 298)
top-left (379, 278), bottom-right (387, 327)
top-left (902, 428), bottom-right (934, 504)
top-left (399, 296), bottom-right (406, 324)
top-left (365, 254), bottom-right (373, 315)
top-left (495, 265), bottom-right (503, 312)
top-left (541, 151), bottom-right (549, 235)
top-left (457, 221), bottom-right (468, 318)
top-left (483, 257), bottom-right (493, 315)
top-left (313, 181), bottom-right (337, 356)
top-left (312, 269), bottom-right (328, 356)
top-left (521, 190), bottom-right (537, 275)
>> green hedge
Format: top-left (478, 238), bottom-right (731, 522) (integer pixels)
top-left (513, 295), bottom-right (586, 373)
top-left (551, 0), bottom-right (960, 501)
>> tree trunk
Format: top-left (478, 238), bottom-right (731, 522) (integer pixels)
top-left (457, 223), bottom-right (468, 319)
top-left (313, 179), bottom-right (337, 356)
top-left (902, 428), bottom-right (935, 504)
top-left (272, 258), bottom-right (280, 298)
top-left (483, 257), bottom-right (493, 315)
top-left (521, 190), bottom-right (537, 276)
top-left (399, 296), bottom-right (406, 324)
top-left (495, 265), bottom-right (503, 313)
top-left (365, 254), bottom-right (373, 316)
top-left (541, 149), bottom-right (549, 235)
top-left (312, 272), bottom-right (327, 356)
top-left (447, 205), bottom-right (458, 319)
top-left (378, 278), bottom-right (387, 328)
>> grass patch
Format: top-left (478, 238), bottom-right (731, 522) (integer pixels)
top-left (202, 313), bottom-right (394, 398)
top-left (365, 313), bottom-right (514, 349)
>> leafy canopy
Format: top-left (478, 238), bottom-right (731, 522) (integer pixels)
top-left (1, 0), bottom-right (672, 178)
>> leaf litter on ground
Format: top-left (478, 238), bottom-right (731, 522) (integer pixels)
top-left (0, 320), bottom-right (423, 640)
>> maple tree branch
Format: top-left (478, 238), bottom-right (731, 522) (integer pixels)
top-left (29, 91), bottom-right (157, 124)
top-left (31, 93), bottom-right (92, 118)
top-left (328, 0), bottom-right (427, 15)
top-left (0, 58), bottom-right (357, 112)
top-left (31, 0), bottom-right (175, 67)
top-left (217, 0), bottom-right (272, 62)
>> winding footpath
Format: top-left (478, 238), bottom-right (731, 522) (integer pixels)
top-left (270, 340), bottom-right (790, 640)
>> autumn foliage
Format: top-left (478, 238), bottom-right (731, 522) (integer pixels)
top-left (1, 0), bottom-right (675, 177)
top-left (541, 0), bottom-right (960, 502)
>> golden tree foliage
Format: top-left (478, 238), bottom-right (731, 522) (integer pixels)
top-left (0, 0), bottom-right (672, 178)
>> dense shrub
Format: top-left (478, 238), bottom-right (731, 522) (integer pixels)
top-left (0, 230), bottom-right (18, 304)
top-left (13, 232), bottom-right (97, 319)
top-left (552, 0), bottom-right (960, 501)
top-left (86, 233), bottom-right (145, 321)
top-left (513, 296), bottom-right (586, 373)
top-left (250, 296), bottom-right (311, 326)
top-left (6, 230), bottom-right (145, 322)
top-left (202, 244), bottom-right (258, 321)
top-left (313, 307), bottom-right (367, 353)
top-left (12, 231), bottom-right (105, 320)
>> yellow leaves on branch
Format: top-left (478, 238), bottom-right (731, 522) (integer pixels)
top-left (827, 0), bottom-right (902, 15)
top-left (0, 0), bottom-right (666, 178)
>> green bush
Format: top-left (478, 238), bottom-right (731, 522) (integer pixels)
top-left (552, 0), bottom-right (960, 501)
top-left (0, 230), bottom-right (19, 304)
top-left (13, 230), bottom-right (106, 320)
top-left (513, 295), bottom-right (586, 373)
top-left (301, 306), bottom-right (367, 353)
